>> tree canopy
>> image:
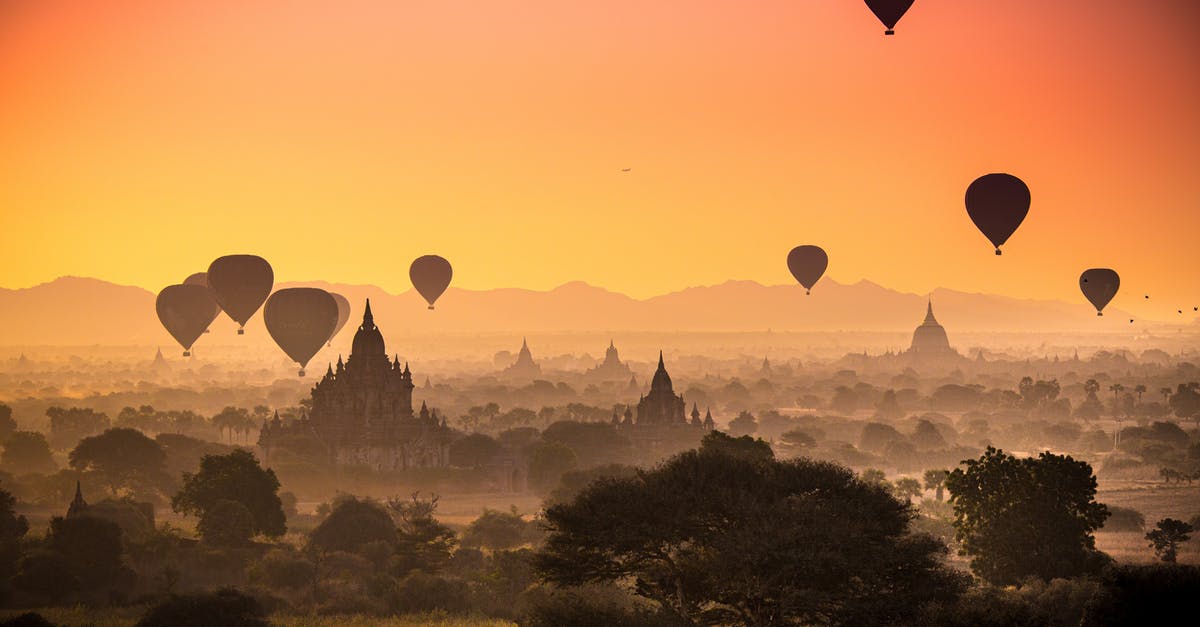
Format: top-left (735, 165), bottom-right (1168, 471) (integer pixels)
top-left (69, 428), bottom-right (168, 496)
top-left (946, 447), bottom-right (1110, 585)
top-left (537, 438), bottom-right (965, 625)
top-left (308, 496), bottom-right (396, 554)
top-left (172, 449), bottom-right (286, 539)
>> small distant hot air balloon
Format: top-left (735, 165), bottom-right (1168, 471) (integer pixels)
top-left (206, 255), bottom-right (274, 334)
top-left (1079, 269), bottom-right (1120, 316)
top-left (327, 292), bottom-right (351, 346)
top-left (156, 284), bottom-right (220, 356)
top-left (410, 255), bottom-right (453, 310)
top-left (965, 174), bottom-right (1030, 255)
top-left (183, 272), bottom-right (221, 332)
top-left (263, 288), bottom-right (339, 377)
top-left (787, 245), bottom-right (829, 295)
top-left (864, 0), bottom-right (915, 35)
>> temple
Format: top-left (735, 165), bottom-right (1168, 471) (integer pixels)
top-left (615, 352), bottom-right (713, 452)
top-left (259, 300), bottom-right (451, 470)
top-left (585, 340), bottom-right (633, 381)
top-left (908, 299), bottom-right (956, 356)
top-left (501, 338), bottom-right (543, 380)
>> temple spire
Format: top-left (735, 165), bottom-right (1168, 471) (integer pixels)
top-left (923, 297), bottom-right (937, 324)
top-left (363, 299), bottom-right (374, 327)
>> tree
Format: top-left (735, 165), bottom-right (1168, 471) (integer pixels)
top-left (830, 385), bottom-right (859, 414)
top-left (69, 428), bottom-right (168, 495)
top-left (1169, 382), bottom-right (1200, 428)
top-left (388, 493), bottom-right (457, 575)
top-left (0, 486), bottom-right (28, 582)
top-left (461, 507), bottom-right (536, 550)
top-left (697, 431), bottom-right (773, 462)
top-left (211, 407), bottom-right (251, 445)
top-left (46, 406), bottom-right (109, 449)
top-left (537, 438), bottom-right (966, 625)
top-left (892, 477), bottom-right (923, 502)
top-left (197, 500), bottom-right (255, 547)
top-left (726, 411), bottom-right (757, 437)
top-left (172, 449), bottom-right (286, 539)
top-left (0, 404), bottom-right (16, 442)
top-left (528, 440), bottom-right (578, 494)
top-left (448, 433), bottom-right (501, 468)
top-left (1145, 518), bottom-right (1193, 563)
top-left (945, 447), bottom-right (1110, 585)
top-left (923, 469), bottom-right (949, 502)
top-left (308, 496), bottom-right (396, 554)
top-left (0, 431), bottom-right (56, 475)
top-left (874, 389), bottom-right (904, 421)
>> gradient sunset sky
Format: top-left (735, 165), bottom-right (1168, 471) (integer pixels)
top-left (1, 1), bottom-right (1197, 318)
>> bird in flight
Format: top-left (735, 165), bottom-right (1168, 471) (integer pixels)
top-left (621, 168), bottom-right (631, 172)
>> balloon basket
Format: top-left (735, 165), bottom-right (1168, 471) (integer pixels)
top-left (1097, 312), bottom-right (1103, 317)
top-left (183, 351), bottom-right (190, 357)
top-left (885, 29), bottom-right (894, 35)
top-left (806, 290), bottom-right (811, 296)
top-left (237, 328), bottom-right (245, 335)
top-left (298, 369), bottom-right (306, 377)
top-left (428, 305), bottom-right (435, 310)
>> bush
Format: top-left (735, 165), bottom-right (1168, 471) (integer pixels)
top-left (391, 572), bottom-right (470, 614)
top-left (0, 613), bottom-right (54, 627)
top-left (520, 584), bottom-right (682, 627)
top-left (1101, 506), bottom-right (1145, 532)
top-left (136, 588), bottom-right (267, 627)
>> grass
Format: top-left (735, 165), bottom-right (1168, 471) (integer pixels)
top-left (0, 608), bottom-right (514, 627)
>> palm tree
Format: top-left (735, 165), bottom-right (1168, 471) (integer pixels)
top-left (1161, 387), bottom-right (1172, 404)
top-left (1134, 384), bottom-right (1146, 404)
top-left (1109, 384), bottom-right (1125, 449)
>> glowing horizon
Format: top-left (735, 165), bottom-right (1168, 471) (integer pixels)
top-left (1, 1), bottom-right (1197, 320)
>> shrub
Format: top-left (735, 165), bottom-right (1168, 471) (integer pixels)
top-left (136, 587), bottom-right (267, 627)
top-left (1101, 506), bottom-right (1145, 532)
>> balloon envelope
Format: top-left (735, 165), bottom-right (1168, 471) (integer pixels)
top-left (864, 0), bottom-right (914, 34)
top-left (206, 255), bottom-right (274, 332)
top-left (183, 272), bottom-right (222, 320)
top-left (965, 173), bottom-right (1030, 255)
top-left (787, 245), bottom-right (829, 295)
top-left (409, 255), bottom-right (453, 309)
top-left (264, 288), bottom-right (339, 375)
top-left (1079, 268), bottom-right (1120, 316)
top-left (328, 292), bottom-right (351, 344)
top-left (156, 284), bottom-right (220, 356)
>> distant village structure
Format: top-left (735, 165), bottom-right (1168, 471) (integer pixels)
top-left (259, 301), bottom-right (452, 470)
top-left (614, 352), bottom-right (714, 450)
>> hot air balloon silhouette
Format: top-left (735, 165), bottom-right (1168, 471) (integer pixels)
top-left (183, 272), bottom-right (221, 332)
top-left (327, 292), bottom-right (351, 346)
top-left (1079, 269), bottom-right (1120, 316)
top-left (206, 255), bottom-right (274, 334)
top-left (263, 288), bottom-right (339, 377)
top-left (410, 255), bottom-right (453, 310)
top-left (156, 284), bottom-right (220, 357)
top-left (965, 174), bottom-right (1030, 255)
top-left (787, 245), bottom-right (829, 295)
top-left (864, 0), bottom-right (915, 35)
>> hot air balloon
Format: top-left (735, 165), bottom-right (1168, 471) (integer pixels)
top-left (156, 284), bottom-right (220, 356)
top-left (263, 288), bottom-right (339, 377)
top-left (1079, 269), bottom-right (1120, 316)
top-left (787, 245), bottom-right (829, 295)
top-left (965, 173), bottom-right (1030, 255)
top-left (327, 292), bottom-right (351, 346)
top-left (865, 0), bottom-right (915, 35)
top-left (183, 272), bottom-right (222, 332)
top-left (410, 255), bottom-right (453, 310)
top-left (206, 255), bottom-right (274, 334)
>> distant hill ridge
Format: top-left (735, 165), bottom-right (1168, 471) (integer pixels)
top-left (0, 275), bottom-right (1146, 346)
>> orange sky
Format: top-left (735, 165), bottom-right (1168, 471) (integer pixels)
top-left (1, 1), bottom-right (1197, 319)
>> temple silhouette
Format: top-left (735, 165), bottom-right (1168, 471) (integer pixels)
top-left (585, 340), bottom-right (634, 382)
top-left (907, 299), bottom-right (958, 357)
top-left (614, 352), bottom-right (713, 452)
top-left (258, 300), bottom-right (451, 470)
top-left (501, 337), bottom-right (543, 381)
